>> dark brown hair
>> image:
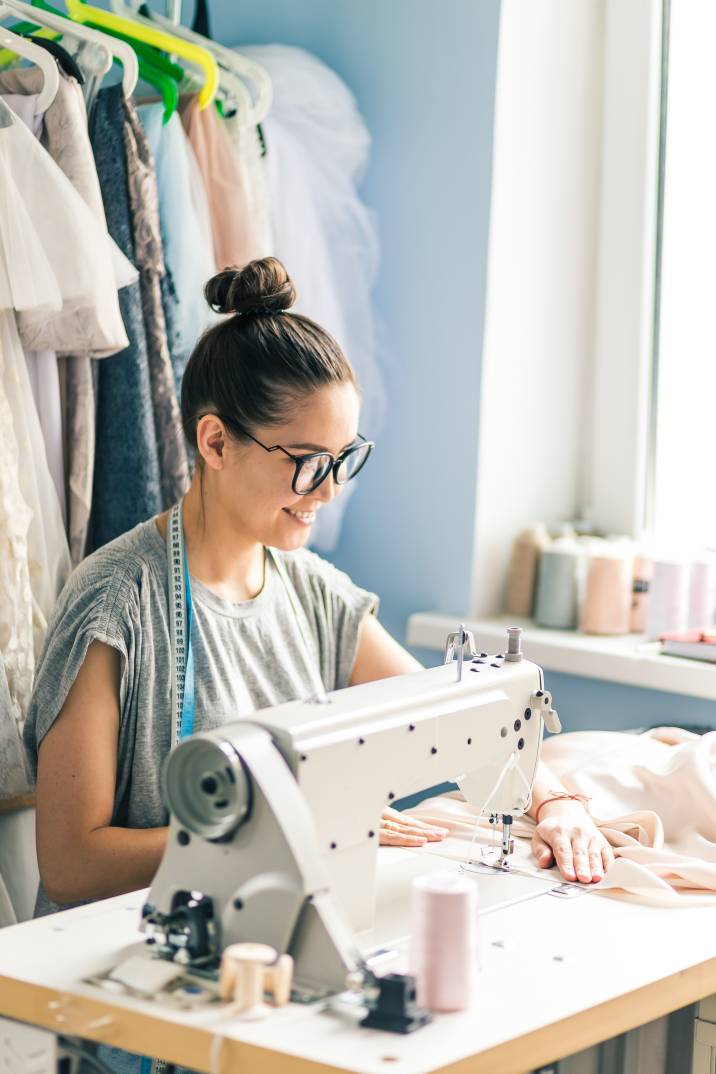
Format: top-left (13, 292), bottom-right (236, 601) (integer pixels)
top-left (181, 257), bottom-right (356, 451)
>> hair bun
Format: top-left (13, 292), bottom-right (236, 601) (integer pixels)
top-left (205, 257), bottom-right (297, 317)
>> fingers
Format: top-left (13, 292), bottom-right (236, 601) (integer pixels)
top-left (536, 812), bottom-right (616, 884)
top-left (380, 818), bottom-right (448, 843)
top-left (380, 808), bottom-right (449, 843)
top-left (549, 837), bottom-right (577, 883)
top-left (587, 840), bottom-right (604, 883)
top-left (379, 829), bottom-right (428, 847)
top-left (601, 842), bottom-right (615, 872)
top-left (531, 834), bottom-right (554, 870)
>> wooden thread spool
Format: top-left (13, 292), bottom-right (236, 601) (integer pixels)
top-left (219, 943), bottom-right (294, 1017)
top-left (504, 525), bottom-right (550, 617)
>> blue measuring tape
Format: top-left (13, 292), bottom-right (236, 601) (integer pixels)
top-left (139, 522), bottom-right (196, 1074)
top-left (179, 544), bottom-right (195, 742)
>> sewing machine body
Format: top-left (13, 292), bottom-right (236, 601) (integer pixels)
top-left (144, 637), bottom-right (557, 993)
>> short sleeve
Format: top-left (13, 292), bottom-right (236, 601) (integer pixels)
top-left (23, 556), bottom-right (139, 780)
top-left (281, 549), bottom-right (378, 692)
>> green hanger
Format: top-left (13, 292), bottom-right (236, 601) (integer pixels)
top-left (24, 0), bottom-right (183, 121)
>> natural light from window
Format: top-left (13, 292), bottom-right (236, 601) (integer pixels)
top-left (652, 0), bottom-right (716, 551)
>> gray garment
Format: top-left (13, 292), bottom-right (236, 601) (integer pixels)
top-left (24, 518), bottom-right (376, 917)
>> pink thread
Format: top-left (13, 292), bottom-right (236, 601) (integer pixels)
top-left (410, 872), bottom-right (477, 1012)
top-left (580, 548), bottom-right (633, 635)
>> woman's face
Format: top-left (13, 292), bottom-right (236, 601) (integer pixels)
top-left (211, 382), bottom-right (361, 550)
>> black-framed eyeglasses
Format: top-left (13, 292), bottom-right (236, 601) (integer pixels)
top-left (218, 418), bottom-right (375, 495)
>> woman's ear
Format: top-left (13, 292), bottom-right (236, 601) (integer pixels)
top-left (196, 415), bottom-right (227, 471)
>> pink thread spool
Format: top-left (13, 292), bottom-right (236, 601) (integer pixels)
top-left (410, 872), bottom-right (478, 1012)
top-left (580, 545), bottom-right (634, 635)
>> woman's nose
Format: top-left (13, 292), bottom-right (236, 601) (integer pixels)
top-left (314, 472), bottom-right (342, 503)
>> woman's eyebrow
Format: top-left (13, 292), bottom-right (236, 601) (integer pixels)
top-left (285, 442), bottom-right (327, 452)
top-left (286, 439), bottom-right (357, 452)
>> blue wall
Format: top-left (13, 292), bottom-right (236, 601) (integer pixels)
top-left (197, 1), bottom-right (716, 731)
top-left (203, 0), bottom-right (502, 643)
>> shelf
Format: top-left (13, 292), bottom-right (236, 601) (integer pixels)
top-left (406, 614), bottom-right (716, 700)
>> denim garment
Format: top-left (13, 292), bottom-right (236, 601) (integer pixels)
top-left (138, 104), bottom-right (216, 389)
top-left (88, 85), bottom-right (161, 552)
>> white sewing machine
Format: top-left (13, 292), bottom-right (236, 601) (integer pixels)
top-left (143, 626), bottom-right (561, 996)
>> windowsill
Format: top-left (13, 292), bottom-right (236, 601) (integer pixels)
top-left (406, 613), bottom-right (716, 701)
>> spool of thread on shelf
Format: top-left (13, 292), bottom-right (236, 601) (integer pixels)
top-left (534, 539), bottom-right (583, 629)
top-left (688, 557), bottom-right (716, 630)
top-left (580, 544), bottom-right (634, 635)
top-left (504, 524), bottom-right (550, 617)
top-left (645, 559), bottom-right (690, 639)
top-left (630, 554), bottom-right (653, 633)
top-left (410, 871), bottom-right (477, 1012)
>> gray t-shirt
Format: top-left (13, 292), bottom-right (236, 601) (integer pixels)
top-left (24, 519), bottom-right (377, 915)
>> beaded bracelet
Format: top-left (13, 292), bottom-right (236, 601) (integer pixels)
top-left (534, 790), bottom-right (591, 825)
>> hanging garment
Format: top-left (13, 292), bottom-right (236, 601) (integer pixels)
top-left (0, 99), bottom-right (80, 656)
top-left (238, 46), bottom-right (384, 551)
top-left (0, 66), bottom-right (134, 354)
top-left (0, 94), bottom-right (66, 524)
top-left (0, 328), bottom-right (34, 724)
top-left (121, 99), bottom-right (190, 508)
top-left (179, 93), bottom-right (260, 272)
top-left (24, 349), bottom-right (66, 522)
top-left (138, 104), bottom-right (217, 387)
top-left (89, 86), bottom-right (162, 550)
top-left (0, 655), bottom-right (31, 796)
top-left (223, 114), bottom-right (273, 259)
top-left (0, 69), bottom-right (137, 563)
top-left (0, 312), bottom-right (69, 658)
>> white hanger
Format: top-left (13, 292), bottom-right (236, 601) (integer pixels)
top-left (0, 0), bottom-right (138, 97)
top-left (110, 0), bottom-right (272, 126)
top-left (0, 22), bottom-right (58, 111)
top-left (0, 0), bottom-right (112, 81)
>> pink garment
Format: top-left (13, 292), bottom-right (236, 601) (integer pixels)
top-left (179, 95), bottom-right (259, 272)
top-left (406, 727), bottom-right (716, 906)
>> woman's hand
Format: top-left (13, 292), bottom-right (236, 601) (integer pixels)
top-left (532, 800), bottom-right (614, 884)
top-left (379, 807), bottom-right (449, 847)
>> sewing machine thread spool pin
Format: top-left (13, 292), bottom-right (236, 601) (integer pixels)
top-left (505, 626), bottom-right (524, 662)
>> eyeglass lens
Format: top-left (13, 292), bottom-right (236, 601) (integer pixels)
top-left (295, 442), bottom-right (372, 494)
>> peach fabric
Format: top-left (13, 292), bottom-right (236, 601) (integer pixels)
top-left (406, 727), bottom-right (716, 906)
top-left (179, 95), bottom-right (259, 272)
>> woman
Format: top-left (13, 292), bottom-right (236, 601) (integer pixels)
top-left (25, 257), bottom-right (613, 923)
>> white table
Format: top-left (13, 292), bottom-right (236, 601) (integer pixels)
top-left (1, 849), bottom-right (716, 1074)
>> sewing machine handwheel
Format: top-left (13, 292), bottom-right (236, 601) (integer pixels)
top-left (162, 736), bottom-right (252, 840)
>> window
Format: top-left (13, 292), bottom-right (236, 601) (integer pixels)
top-left (649, 0), bottom-right (716, 550)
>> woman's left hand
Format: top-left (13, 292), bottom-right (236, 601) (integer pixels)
top-left (532, 800), bottom-right (614, 884)
top-left (379, 807), bottom-right (449, 847)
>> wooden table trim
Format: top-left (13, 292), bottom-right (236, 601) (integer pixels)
top-left (2, 954), bottom-right (716, 1074)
